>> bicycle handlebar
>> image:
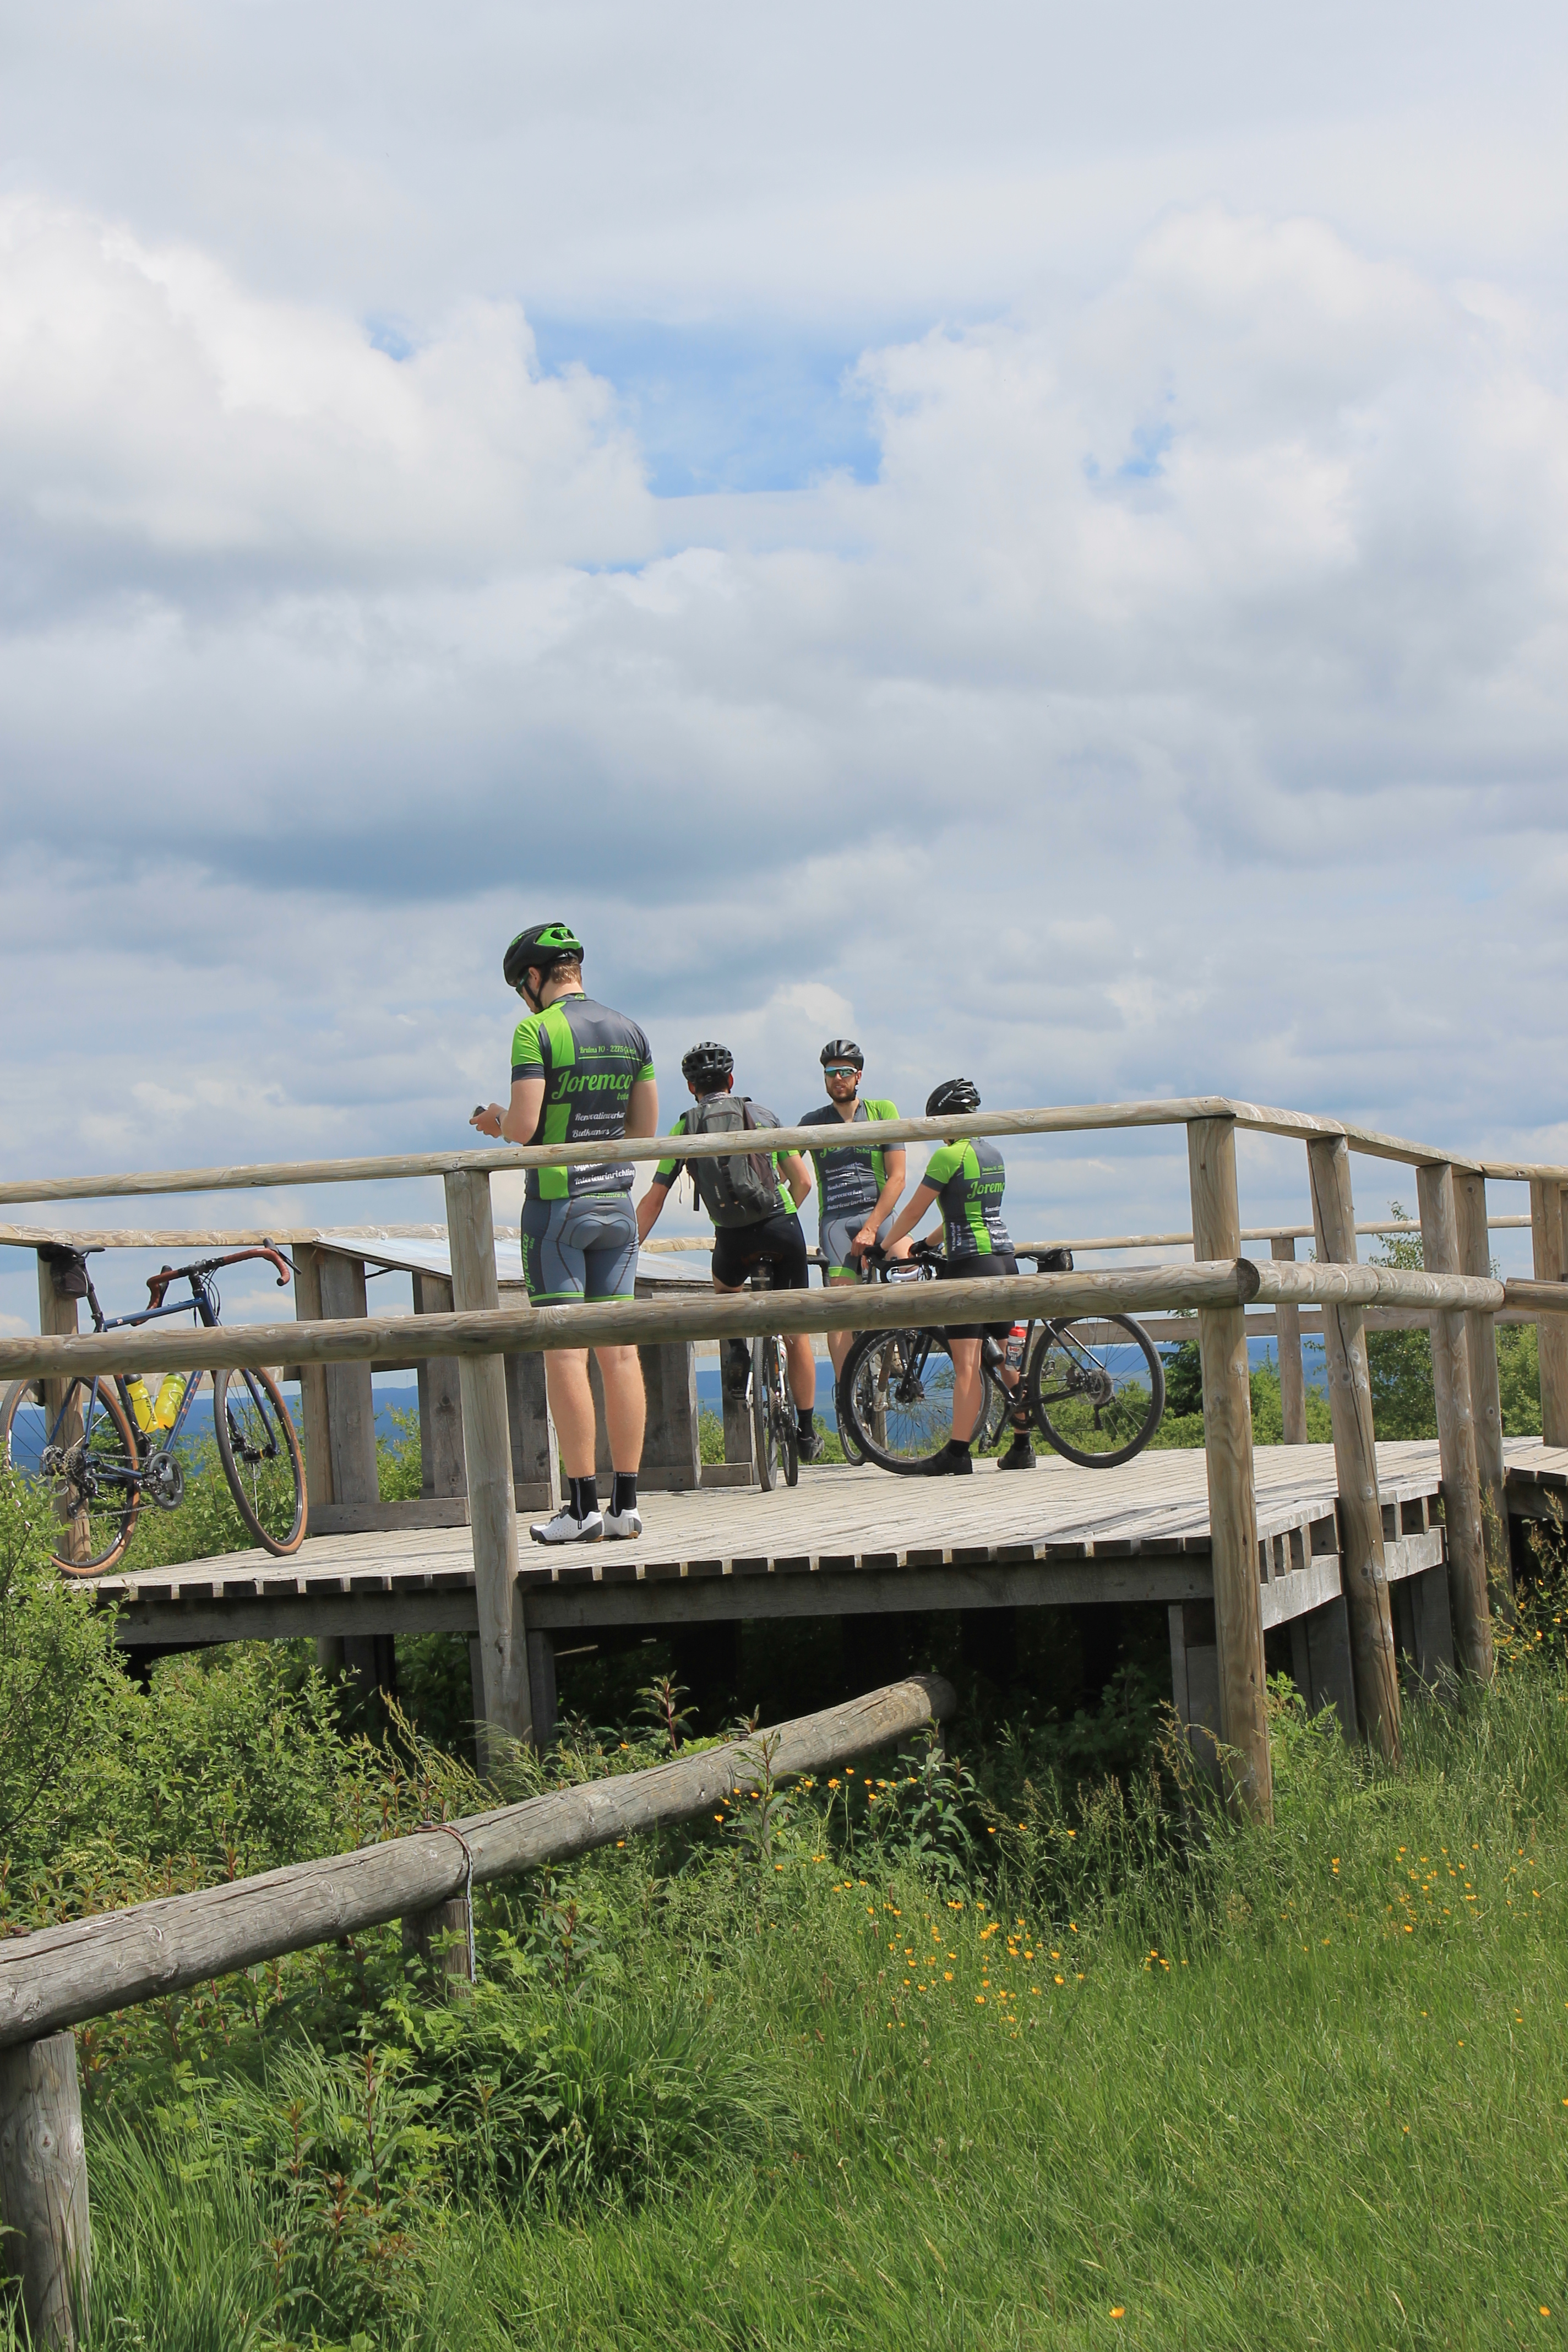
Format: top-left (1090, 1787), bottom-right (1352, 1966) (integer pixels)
top-left (145, 1245), bottom-right (292, 1309)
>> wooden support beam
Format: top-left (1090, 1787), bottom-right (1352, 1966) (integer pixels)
top-left (291, 1245), bottom-right (334, 1510)
top-left (0, 2028), bottom-right (90, 2348)
top-left (34, 1251), bottom-right (91, 1571)
top-left (1417, 1162), bottom-right (1493, 1678)
top-left (503, 1349), bottom-right (560, 1516)
top-left (1307, 1136), bottom-right (1402, 1758)
top-left (316, 1253), bottom-right (378, 1507)
top-left (1529, 1179), bottom-right (1568, 1449)
top-left (1186, 1118), bottom-right (1271, 1821)
top-left (444, 1169), bottom-right (532, 1747)
top-left (1271, 1234), bottom-right (1309, 1444)
top-left (1455, 1172), bottom-right (1511, 1606)
top-left (400, 1897), bottom-right (473, 1997)
top-left (413, 1272), bottom-right (466, 1499)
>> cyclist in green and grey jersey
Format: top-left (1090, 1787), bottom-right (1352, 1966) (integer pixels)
top-left (797, 1039), bottom-right (905, 1382)
top-left (470, 922), bottom-right (657, 1544)
top-left (879, 1078), bottom-right (1033, 1476)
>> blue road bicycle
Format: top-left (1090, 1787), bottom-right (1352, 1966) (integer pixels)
top-left (1, 1244), bottom-right (307, 1574)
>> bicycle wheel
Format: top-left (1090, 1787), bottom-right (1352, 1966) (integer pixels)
top-left (1025, 1314), bottom-right (1166, 1467)
top-left (214, 1367), bottom-right (308, 1553)
top-left (752, 1335), bottom-right (782, 1491)
top-left (1, 1375), bottom-right (142, 1574)
top-left (837, 1328), bottom-right (1006, 1474)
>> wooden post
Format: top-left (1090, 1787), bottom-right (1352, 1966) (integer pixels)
top-left (292, 1245), bottom-right (335, 1510)
top-left (443, 1169), bottom-right (533, 1745)
top-left (34, 1254), bottom-right (90, 1569)
top-left (0, 2029), bottom-right (90, 2348)
top-left (413, 1273), bottom-right (466, 1499)
top-left (1417, 1162), bottom-right (1493, 1679)
top-left (400, 1898), bottom-right (473, 1997)
top-left (1529, 1179), bottom-right (1568, 1448)
top-left (640, 1342), bottom-right (702, 1489)
top-left (1271, 1234), bottom-right (1309, 1444)
top-left (1306, 1136), bottom-right (1402, 1758)
top-left (317, 1253), bottom-right (379, 1506)
top-left (1455, 1172), bottom-right (1511, 1603)
top-left (1185, 1118), bottom-right (1272, 1821)
top-left (503, 1349), bottom-right (560, 1516)
top-left (1167, 1601), bottom-right (1221, 1784)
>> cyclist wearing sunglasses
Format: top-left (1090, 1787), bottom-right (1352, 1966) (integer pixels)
top-left (797, 1041), bottom-right (905, 1381)
top-left (470, 921), bottom-right (657, 1545)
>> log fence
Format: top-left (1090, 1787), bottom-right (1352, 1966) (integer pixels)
top-left (0, 1673), bottom-right (954, 2348)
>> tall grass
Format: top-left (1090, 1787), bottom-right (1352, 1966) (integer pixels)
top-left (31, 1640), bottom-right (1564, 2352)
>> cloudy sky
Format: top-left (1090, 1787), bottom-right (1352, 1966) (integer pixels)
top-left (2, 0), bottom-right (1566, 1329)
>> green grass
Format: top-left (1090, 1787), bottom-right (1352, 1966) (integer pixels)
top-left (32, 1642), bottom-right (1568, 2352)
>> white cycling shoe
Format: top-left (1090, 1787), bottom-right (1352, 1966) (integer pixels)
top-left (602, 1506), bottom-right (643, 1540)
top-left (529, 1506), bottom-right (604, 1545)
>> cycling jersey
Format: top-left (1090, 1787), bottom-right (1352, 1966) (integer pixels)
top-left (510, 993), bottom-right (655, 1203)
top-left (652, 1102), bottom-right (794, 1220)
top-left (923, 1137), bottom-right (1012, 1257)
top-left (798, 1098), bottom-right (900, 1228)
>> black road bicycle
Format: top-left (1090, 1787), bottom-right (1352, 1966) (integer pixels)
top-left (1, 1244), bottom-right (308, 1574)
top-left (835, 1243), bottom-right (1165, 1476)
top-left (720, 1257), bottom-right (799, 1493)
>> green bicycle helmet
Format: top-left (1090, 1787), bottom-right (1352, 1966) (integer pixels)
top-left (504, 922), bottom-right (585, 992)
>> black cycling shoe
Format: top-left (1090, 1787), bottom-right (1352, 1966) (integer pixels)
top-left (797, 1428), bottom-right (826, 1464)
top-left (997, 1438), bottom-right (1037, 1471)
top-left (922, 1446), bottom-right (973, 1476)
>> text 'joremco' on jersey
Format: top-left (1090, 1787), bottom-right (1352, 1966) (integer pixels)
top-left (924, 1137), bottom-right (1012, 1259)
top-left (510, 994), bottom-right (655, 1201)
top-left (797, 1098), bottom-right (900, 1226)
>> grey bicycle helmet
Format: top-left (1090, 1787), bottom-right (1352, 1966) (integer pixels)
top-left (820, 1038), bottom-right (864, 1068)
top-left (925, 1077), bottom-right (980, 1118)
top-left (503, 922), bottom-right (584, 991)
top-left (681, 1041), bottom-right (734, 1084)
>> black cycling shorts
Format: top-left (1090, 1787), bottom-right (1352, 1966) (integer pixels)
top-left (711, 1209), bottom-right (811, 1293)
top-left (938, 1250), bottom-right (1019, 1341)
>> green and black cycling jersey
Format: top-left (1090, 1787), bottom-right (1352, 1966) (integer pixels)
top-left (924, 1137), bottom-right (1012, 1259)
top-left (652, 1102), bottom-right (795, 1217)
top-left (797, 1098), bottom-right (900, 1226)
top-left (510, 993), bottom-right (655, 1202)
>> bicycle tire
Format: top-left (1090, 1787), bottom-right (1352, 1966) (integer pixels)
top-left (836, 1327), bottom-right (1007, 1475)
top-left (1, 1375), bottom-right (142, 1575)
top-left (1025, 1313), bottom-right (1166, 1467)
top-left (213, 1367), bottom-right (308, 1553)
top-left (752, 1335), bottom-right (781, 1491)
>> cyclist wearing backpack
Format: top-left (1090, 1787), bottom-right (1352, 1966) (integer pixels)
top-left (797, 1039), bottom-right (905, 1384)
top-left (636, 1042), bottom-right (824, 1461)
top-left (878, 1077), bottom-right (1035, 1476)
top-left (470, 921), bottom-right (657, 1544)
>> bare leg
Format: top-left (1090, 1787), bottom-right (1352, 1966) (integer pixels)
top-left (543, 1349), bottom-right (597, 1478)
top-left (785, 1332), bottom-right (816, 1412)
top-left (595, 1343), bottom-right (646, 1471)
top-left (949, 1338), bottom-right (984, 1442)
top-left (825, 1274), bottom-right (859, 1378)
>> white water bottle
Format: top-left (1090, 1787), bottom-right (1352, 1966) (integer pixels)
top-left (1004, 1322), bottom-right (1027, 1375)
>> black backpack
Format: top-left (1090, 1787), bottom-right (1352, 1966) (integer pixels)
top-left (682, 1096), bottom-right (784, 1228)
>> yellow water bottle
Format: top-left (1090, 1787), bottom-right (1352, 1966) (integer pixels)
top-left (126, 1376), bottom-right (158, 1434)
top-left (152, 1373), bottom-right (187, 1430)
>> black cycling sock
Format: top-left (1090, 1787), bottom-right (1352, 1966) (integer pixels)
top-left (611, 1472), bottom-right (638, 1516)
top-left (797, 1407), bottom-right (815, 1437)
top-left (945, 1435), bottom-right (972, 1457)
top-left (569, 1475), bottom-right (599, 1521)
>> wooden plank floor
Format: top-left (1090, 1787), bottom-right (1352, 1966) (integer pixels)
top-left (99, 1440), bottom-right (1568, 1636)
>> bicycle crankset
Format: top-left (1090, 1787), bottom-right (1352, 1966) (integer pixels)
top-left (144, 1449), bottom-right (185, 1509)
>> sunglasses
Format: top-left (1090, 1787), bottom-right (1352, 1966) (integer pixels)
top-left (824, 1066), bottom-right (860, 1078)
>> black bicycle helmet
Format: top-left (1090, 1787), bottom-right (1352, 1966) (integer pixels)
top-left (925, 1077), bottom-right (980, 1118)
top-left (503, 921), bottom-right (585, 991)
top-left (682, 1040), bottom-right (734, 1084)
top-left (820, 1038), bottom-right (864, 1069)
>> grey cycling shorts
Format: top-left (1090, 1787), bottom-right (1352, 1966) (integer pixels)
top-left (520, 1193), bottom-right (638, 1306)
top-left (820, 1211), bottom-right (891, 1277)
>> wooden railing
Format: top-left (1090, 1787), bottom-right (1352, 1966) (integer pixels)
top-left (0, 1673), bottom-right (953, 2349)
top-left (5, 1097), bottom-right (1567, 1822)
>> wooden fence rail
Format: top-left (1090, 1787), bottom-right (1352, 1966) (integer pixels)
top-left (0, 1674), bottom-right (953, 2348)
top-left (0, 1262), bottom-right (1519, 1389)
top-left (3, 1093), bottom-right (1565, 1207)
